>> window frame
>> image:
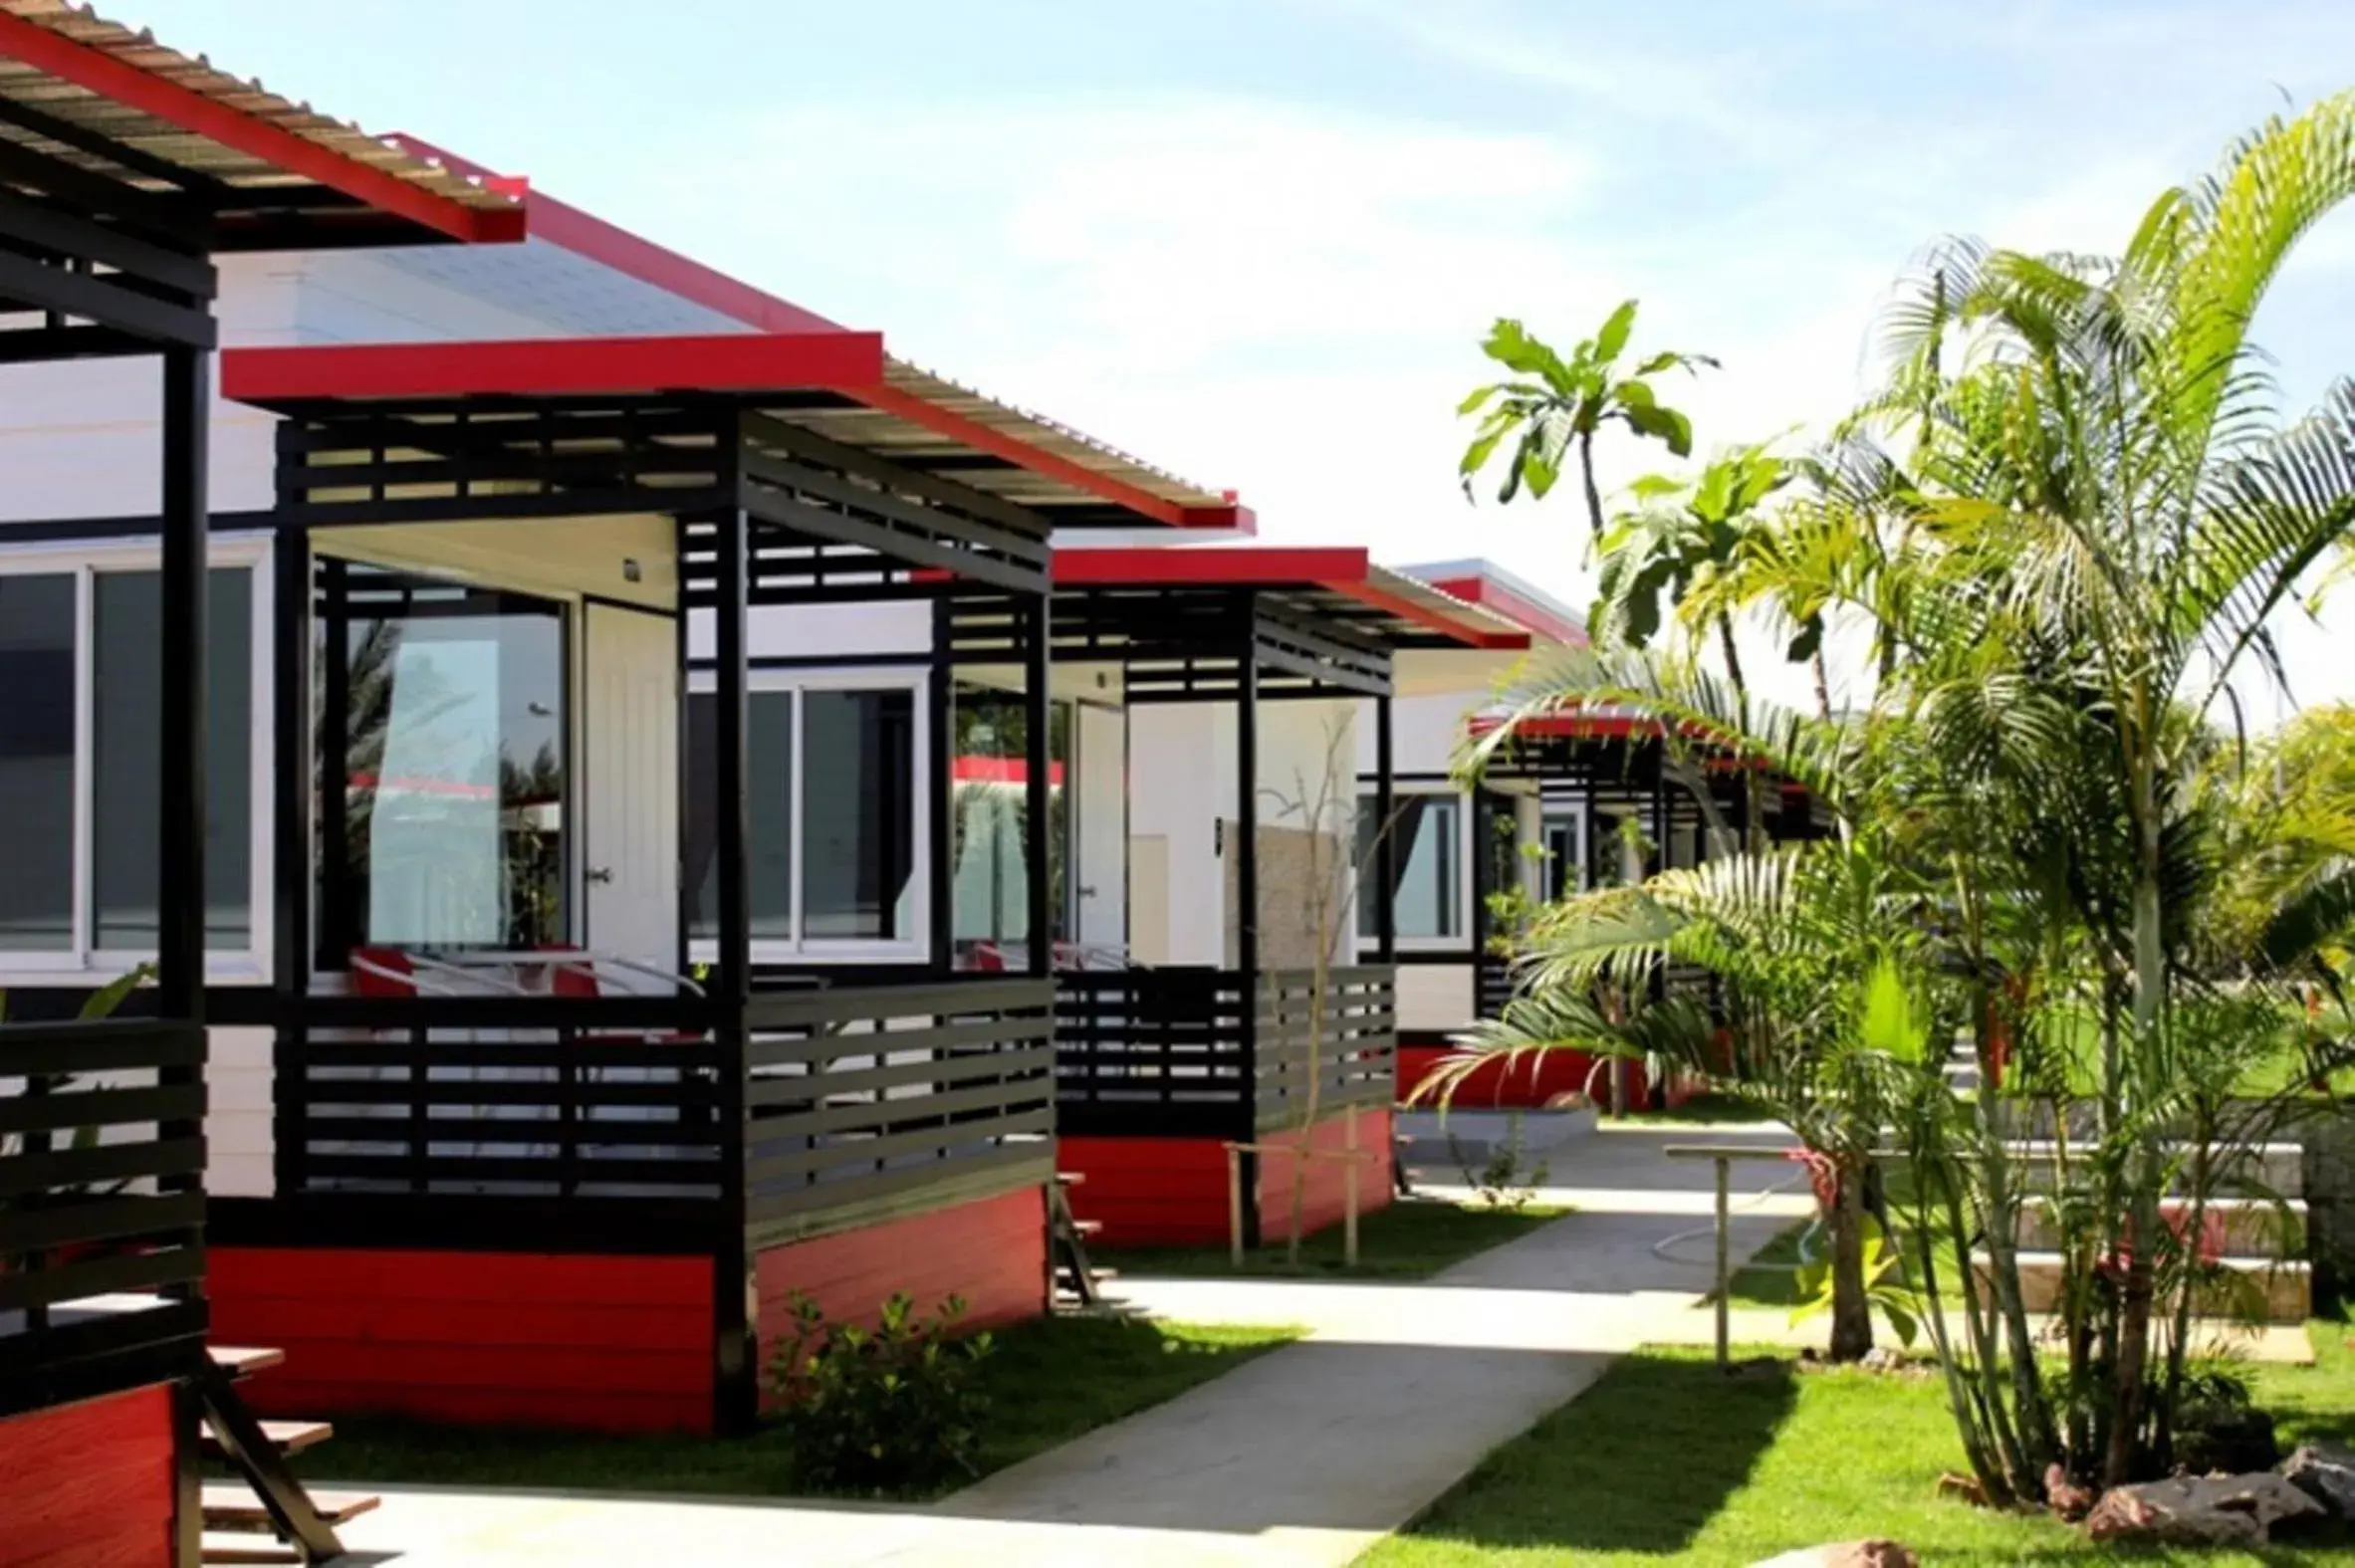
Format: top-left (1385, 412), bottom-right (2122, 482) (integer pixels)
top-left (1357, 784), bottom-right (1472, 954)
top-left (0, 537), bottom-right (271, 983)
top-left (687, 663), bottom-right (931, 966)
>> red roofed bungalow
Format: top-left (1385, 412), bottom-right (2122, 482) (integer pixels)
top-left (201, 282), bottom-right (1271, 1446)
top-left (0, 3), bottom-right (521, 1561)
top-left (943, 546), bottom-right (1528, 1248)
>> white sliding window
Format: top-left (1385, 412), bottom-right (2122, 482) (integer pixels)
top-left (0, 556), bottom-right (260, 975)
top-left (686, 670), bottom-right (926, 962)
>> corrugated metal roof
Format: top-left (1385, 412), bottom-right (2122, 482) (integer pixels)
top-left (0, 1), bottom-right (521, 241)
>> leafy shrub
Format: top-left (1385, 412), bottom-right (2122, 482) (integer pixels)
top-left (767, 1290), bottom-right (994, 1494)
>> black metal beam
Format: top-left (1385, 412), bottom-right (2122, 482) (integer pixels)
top-left (1375, 695), bottom-right (1396, 963)
top-left (0, 243), bottom-right (214, 347)
top-left (708, 486), bottom-right (756, 1435)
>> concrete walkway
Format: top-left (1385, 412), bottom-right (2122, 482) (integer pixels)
top-left (325, 1124), bottom-right (1808, 1567)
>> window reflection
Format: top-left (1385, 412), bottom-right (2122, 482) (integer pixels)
top-left (321, 567), bottom-right (568, 954)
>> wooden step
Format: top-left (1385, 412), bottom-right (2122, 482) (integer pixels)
top-left (198, 1536), bottom-right (301, 1566)
top-left (207, 1346), bottom-right (286, 1379)
top-left (202, 1419), bottom-right (333, 1457)
top-left (200, 1482), bottom-right (380, 1531)
top-left (1976, 1251), bottom-right (2312, 1324)
top-left (2015, 1197), bottom-right (2306, 1257)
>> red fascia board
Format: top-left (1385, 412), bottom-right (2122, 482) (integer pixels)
top-left (1052, 547), bottom-right (1368, 587)
top-left (390, 134), bottom-right (839, 335)
top-left (852, 381), bottom-right (1229, 532)
top-left (1344, 580), bottom-right (1529, 651)
top-left (1427, 574), bottom-right (1586, 647)
top-left (0, 14), bottom-right (522, 244)
top-left (221, 332), bottom-right (886, 405)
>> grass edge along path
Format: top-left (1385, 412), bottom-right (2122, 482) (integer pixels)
top-left (287, 1315), bottom-right (1299, 1504)
top-left (1359, 1316), bottom-right (2355, 1567)
top-left (1102, 1193), bottom-right (1570, 1280)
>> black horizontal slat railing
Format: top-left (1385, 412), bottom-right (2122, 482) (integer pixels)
top-left (276, 996), bottom-right (731, 1208)
top-left (1475, 951), bottom-right (1517, 1020)
top-left (1054, 968), bottom-right (1252, 1138)
top-left (0, 1017), bottom-right (209, 1420)
top-left (743, 978), bottom-right (1056, 1244)
top-left (1254, 966), bottom-right (1398, 1133)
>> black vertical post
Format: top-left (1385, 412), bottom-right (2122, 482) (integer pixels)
top-left (1373, 693), bottom-right (1396, 964)
top-left (929, 596), bottom-right (955, 971)
top-left (156, 346), bottom-right (207, 1022)
top-left (1234, 628), bottom-right (1261, 1248)
top-left (709, 461), bottom-right (756, 1432)
top-left (1469, 788), bottom-right (1493, 960)
top-left (157, 345), bottom-right (207, 1342)
top-left (672, 521), bottom-right (695, 976)
top-left (1023, 592), bottom-right (1051, 977)
top-left (315, 559), bottom-right (350, 971)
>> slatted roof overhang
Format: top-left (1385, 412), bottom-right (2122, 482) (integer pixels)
top-left (945, 547), bottom-right (1532, 702)
top-left (222, 331), bottom-right (1246, 541)
top-left (0, 2), bottom-right (524, 249)
top-left (1396, 558), bottom-right (1588, 647)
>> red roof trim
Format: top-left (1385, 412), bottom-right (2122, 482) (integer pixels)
top-left (390, 135), bottom-right (838, 335)
top-left (0, 13), bottom-right (523, 244)
top-left (220, 332), bottom-right (886, 403)
top-left (1053, 548), bottom-right (1526, 650)
top-left (1052, 547), bottom-right (1368, 586)
top-left (1348, 579), bottom-right (1527, 651)
top-left (851, 381), bottom-right (1243, 533)
top-left (1427, 574), bottom-right (1587, 647)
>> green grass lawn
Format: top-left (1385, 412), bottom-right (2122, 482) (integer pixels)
top-left (1609, 1092), bottom-right (1783, 1127)
top-left (1361, 1317), bottom-right (2355, 1567)
top-left (288, 1315), bottom-right (1296, 1503)
top-left (1103, 1194), bottom-right (1568, 1280)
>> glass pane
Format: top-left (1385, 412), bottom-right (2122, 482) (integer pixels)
top-left (1373, 794), bottom-right (1459, 941)
top-left (951, 688), bottom-right (1066, 948)
top-left (0, 575), bottom-right (75, 951)
top-left (325, 570), bottom-right (567, 953)
top-left (804, 688), bottom-right (914, 941)
top-left (687, 690), bottom-right (795, 942)
top-left (94, 569), bottom-right (254, 950)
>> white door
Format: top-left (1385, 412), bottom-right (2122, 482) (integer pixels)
top-left (1128, 834), bottom-right (1169, 966)
top-left (585, 603), bottom-right (679, 968)
top-left (1073, 702), bottom-right (1127, 950)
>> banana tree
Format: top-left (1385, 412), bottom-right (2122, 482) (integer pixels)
top-left (1459, 303), bottom-right (1715, 545)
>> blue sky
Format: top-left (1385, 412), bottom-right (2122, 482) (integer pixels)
top-left (125, 0), bottom-right (2355, 711)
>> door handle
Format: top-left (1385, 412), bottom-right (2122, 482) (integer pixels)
top-left (586, 866), bottom-right (614, 885)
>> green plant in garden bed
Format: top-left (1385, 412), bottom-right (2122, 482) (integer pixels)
top-left (284, 1315), bottom-right (1297, 1503)
top-left (1105, 1195), bottom-right (1567, 1280)
top-left (1361, 1319), bottom-right (2355, 1567)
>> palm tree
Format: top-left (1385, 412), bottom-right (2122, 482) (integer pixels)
top-left (1451, 89), bottom-right (2355, 1495)
top-left (1459, 302), bottom-right (1716, 545)
top-left (1593, 442), bottom-right (1790, 715)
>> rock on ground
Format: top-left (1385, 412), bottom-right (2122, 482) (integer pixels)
top-left (1748, 1542), bottom-right (1919, 1568)
top-left (2083, 1472), bottom-right (2325, 1546)
top-left (2282, 1444), bottom-right (2355, 1520)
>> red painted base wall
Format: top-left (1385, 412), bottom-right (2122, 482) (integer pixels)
top-left (210, 1247), bottom-right (715, 1434)
top-left (1254, 1108), bottom-right (1394, 1244)
top-left (0, 1384), bottom-right (178, 1568)
top-left (1396, 1045), bottom-right (1700, 1111)
top-left (1062, 1109), bottom-right (1394, 1247)
top-left (754, 1185), bottom-right (1048, 1408)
